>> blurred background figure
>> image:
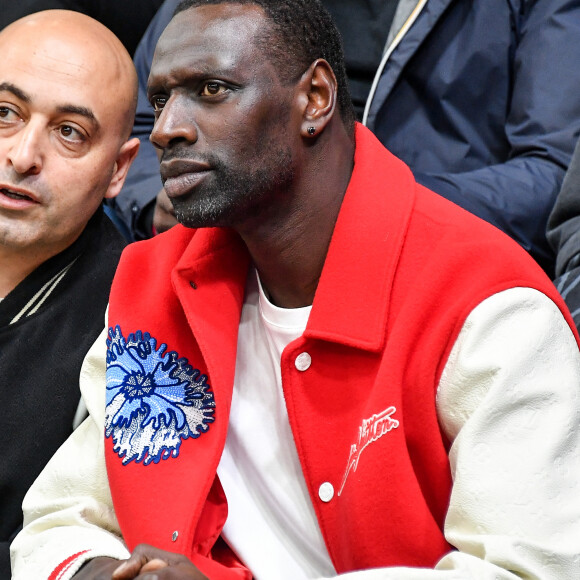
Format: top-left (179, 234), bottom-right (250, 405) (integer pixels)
top-left (362, 0), bottom-right (580, 275)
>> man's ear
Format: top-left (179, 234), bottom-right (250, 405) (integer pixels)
top-left (103, 137), bottom-right (141, 200)
top-left (296, 59), bottom-right (337, 138)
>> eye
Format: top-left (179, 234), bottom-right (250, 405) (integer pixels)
top-left (0, 105), bottom-right (21, 123)
top-left (200, 82), bottom-right (227, 97)
top-left (150, 96), bottom-right (167, 112)
top-left (57, 124), bottom-right (85, 143)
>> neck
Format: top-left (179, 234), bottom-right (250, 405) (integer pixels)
top-left (0, 251), bottom-right (46, 298)
top-left (0, 235), bottom-right (80, 298)
top-left (237, 123), bottom-right (355, 309)
top-left (0, 213), bottom-right (92, 297)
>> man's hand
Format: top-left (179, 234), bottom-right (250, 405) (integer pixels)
top-left (73, 556), bottom-right (125, 579)
top-left (72, 546), bottom-right (208, 579)
top-left (112, 544), bottom-right (208, 579)
top-left (153, 188), bottom-right (178, 234)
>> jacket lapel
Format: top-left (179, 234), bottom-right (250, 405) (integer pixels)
top-left (306, 125), bottom-right (415, 352)
top-left (365, 0), bottom-right (455, 127)
top-left (172, 227), bottom-right (250, 418)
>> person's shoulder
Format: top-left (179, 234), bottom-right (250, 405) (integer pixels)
top-left (414, 182), bottom-right (522, 251)
top-left (409, 182), bottom-right (555, 289)
top-left (106, 226), bottom-right (197, 301)
top-left (118, 225), bottom-right (196, 272)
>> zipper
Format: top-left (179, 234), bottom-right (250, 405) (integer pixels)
top-left (362, 0), bottom-right (429, 125)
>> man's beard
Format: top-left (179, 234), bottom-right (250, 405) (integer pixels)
top-left (171, 146), bottom-right (295, 230)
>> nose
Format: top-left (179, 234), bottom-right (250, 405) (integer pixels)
top-left (150, 95), bottom-right (199, 150)
top-left (7, 120), bottom-right (43, 175)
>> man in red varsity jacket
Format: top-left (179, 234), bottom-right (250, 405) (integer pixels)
top-left (11, 1), bottom-right (580, 579)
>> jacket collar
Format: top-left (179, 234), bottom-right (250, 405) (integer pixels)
top-left (0, 206), bottom-right (114, 327)
top-left (365, 0), bottom-right (454, 128)
top-left (172, 124), bottom-right (415, 356)
top-left (306, 124), bottom-right (415, 351)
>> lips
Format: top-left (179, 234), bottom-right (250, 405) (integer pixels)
top-left (0, 184), bottom-right (40, 208)
top-left (160, 159), bottom-right (211, 199)
top-left (1, 188), bottom-right (34, 201)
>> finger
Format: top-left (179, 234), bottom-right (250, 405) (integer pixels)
top-left (112, 547), bottom-right (166, 580)
top-left (134, 561), bottom-right (209, 580)
top-left (140, 558), bottom-right (169, 573)
top-left (73, 557), bottom-right (125, 579)
top-left (157, 188), bottom-right (176, 215)
top-left (159, 197), bottom-right (176, 215)
top-left (112, 558), bottom-right (143, 579)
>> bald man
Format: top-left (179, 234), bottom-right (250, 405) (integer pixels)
top-left (0, 10), bottom-right (139, 575)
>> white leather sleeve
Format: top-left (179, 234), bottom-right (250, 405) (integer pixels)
top-left (329, 287), bottom-right (580, 579)
top-left (10, 325), bottom-right (130, 580)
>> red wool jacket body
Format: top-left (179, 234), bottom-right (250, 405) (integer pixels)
top-left (105, 125), bottom-right (575, 577)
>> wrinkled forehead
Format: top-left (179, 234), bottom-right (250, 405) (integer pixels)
top-left (150, 4), bottom-right (270, 83)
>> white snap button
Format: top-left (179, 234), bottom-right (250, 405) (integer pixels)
top-left (295, 352), bottom-right (311, 371)
top-left (319, 482), bottom-right (334, 502)
top-left (172, 531), bottom-right (178, 542)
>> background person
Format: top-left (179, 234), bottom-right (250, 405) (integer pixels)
top-left (363, 0), bottom-right (580, 274)
top-left (547, 137), bottom-right (580, 327)
top-left (0, 10), bottom-right (139, 577)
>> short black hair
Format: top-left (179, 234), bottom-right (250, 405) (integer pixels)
top-left (175, 0), bottom-right (355, 131)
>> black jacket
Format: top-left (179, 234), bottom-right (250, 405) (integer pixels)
top-left (0, 208), bottom-right (125, 578)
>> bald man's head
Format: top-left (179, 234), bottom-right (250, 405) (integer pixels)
top-left (0, 10), bottom-right (138, 140)
top-left (0, 10), bottom-right (140, 269)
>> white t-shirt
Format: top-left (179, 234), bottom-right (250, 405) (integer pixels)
top-left (217, 270), bottom-right (335, 578)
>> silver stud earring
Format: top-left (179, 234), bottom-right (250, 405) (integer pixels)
top-left (307, 126), bottom-right (316, 135)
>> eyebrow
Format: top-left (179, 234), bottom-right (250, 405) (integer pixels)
top-left (55, 104), bottom-right (100, 132)
top-left (0, 82), bottom-right (100, 132)
top-left (0, 82), bottom-right (30, 103)
top-left (147, 63), bottom-right (238, 98)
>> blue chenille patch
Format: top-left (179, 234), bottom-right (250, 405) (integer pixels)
top-left (105, 325), bottom-right (215, 465)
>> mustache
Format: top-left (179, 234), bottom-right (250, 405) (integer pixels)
top-left (159, 146), bottom-right (218, 167)
top-left (0, 170), bottom-right (46, 202)
top-left (159, 149), bottom-right (226, 182)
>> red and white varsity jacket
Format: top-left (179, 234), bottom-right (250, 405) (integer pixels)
top-left (98, 126), bottom-right (578, 577)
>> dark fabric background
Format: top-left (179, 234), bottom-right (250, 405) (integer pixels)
top-left (0, 0), bottom-right (164, 55)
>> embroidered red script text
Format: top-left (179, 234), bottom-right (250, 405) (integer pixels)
top-left (338, 406), bottom-right (399, 495)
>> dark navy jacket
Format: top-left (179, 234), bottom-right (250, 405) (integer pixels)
top-left (547, 137), bottom-right (580, 329)
top-left (365, 0), bottom-right (580, 273)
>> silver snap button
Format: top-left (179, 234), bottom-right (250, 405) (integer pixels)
top-left (172, 531), bottom-right (179, 542)
top-left (318, 482), bottom-right (334, 502)
top-left (295, 352), bottom-right (311, 371)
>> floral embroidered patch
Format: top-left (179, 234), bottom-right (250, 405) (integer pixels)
top-left (105, 326), bottom-right (215, 465)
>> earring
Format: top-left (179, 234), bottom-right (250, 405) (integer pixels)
top-left (307, 126), bottom-right (316, 135)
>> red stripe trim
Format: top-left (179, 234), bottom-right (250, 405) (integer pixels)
top-left (49, 550), bottom-right (90, 580)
